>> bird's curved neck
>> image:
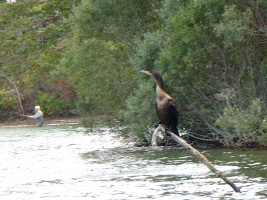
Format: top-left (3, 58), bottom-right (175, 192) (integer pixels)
top-left (155, 79), bottom-right (168, 100)
top-left (154, 77), bottom-right (164, 90)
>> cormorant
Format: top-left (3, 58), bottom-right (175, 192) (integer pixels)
top-left (141, 69), bottom-right (179, 136)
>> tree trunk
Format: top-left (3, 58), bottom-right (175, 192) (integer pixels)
top-left (0, 74), bottom-right (25, 114)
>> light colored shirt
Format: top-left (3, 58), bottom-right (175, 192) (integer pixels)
top-left (29, 110), bottom-right (43, 119)
top-left (28, 110), bottom-right (43, 127)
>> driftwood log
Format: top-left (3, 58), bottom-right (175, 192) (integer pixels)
top-left (152, 125), bottom-right (241, 193)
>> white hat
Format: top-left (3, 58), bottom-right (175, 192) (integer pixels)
top-left (35, 106), bottom-right (40, 110)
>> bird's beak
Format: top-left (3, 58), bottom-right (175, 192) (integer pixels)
top-left (140, 70), bottom-right (151, 76)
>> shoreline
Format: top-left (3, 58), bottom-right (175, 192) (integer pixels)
top-left (0, 116), bottom-right (81, 127)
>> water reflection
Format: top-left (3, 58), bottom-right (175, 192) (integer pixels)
top-left (0, 126), bottom-right (266, 199)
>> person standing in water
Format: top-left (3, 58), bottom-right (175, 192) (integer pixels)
top-left (27, 106), bottom-right (44, 127)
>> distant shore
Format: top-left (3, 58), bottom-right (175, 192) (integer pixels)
top-left (0, 116), bottom-right (81, 127)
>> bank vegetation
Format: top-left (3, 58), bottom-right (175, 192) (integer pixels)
top-left (1, 0), bottom-right (267, 148)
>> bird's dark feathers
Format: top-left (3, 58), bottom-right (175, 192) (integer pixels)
top-left (147, 70), bottom-right (164, 89)
top-left (141, 69), bottom-right (179, 136)
top-left (155, 99), bottom-right (179, 135)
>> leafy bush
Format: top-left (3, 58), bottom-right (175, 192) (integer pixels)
top-left (216, 99), bottom-right (267, 147)
top-left (121, 81), bottom-right (158, 143)
top-left (35, 91), bottom-right (74, 116)
top-left (121, 31), bottom-right (165, 143)
top-left (124, 0), bottom-right (267, 148)
top-left (0, 88), bottom-right (18, 119)
top-left (258, 120), bottom-right (267, 147)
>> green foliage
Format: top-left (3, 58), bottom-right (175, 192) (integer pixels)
top-left (35, 92), bottom-right (73, 116)
top-left (122, 82), bottom-right (158, 142)
top-left (125, 0), bottom-right (267, 147)
top-left (62, 0), bottom-right (163, 116)
top-left (62, 38), bottom-right (135, 115)
top-left (216, 98), bottom-right (264, 147)
top-left (130, 31), bottom-right (164, 71)
top-left (1, 0), bottom-right (267, 148)
top-left (0, 0), bottom-right (75, 118)
top-left (214, 4), bottom-right (253, 47)
top-left (0, 88), bottom-right (18, 119)
top-left (258, 121), bottom-right (267, 146)
top-left (72, 0), bottom-right (162, 44)
top-left (122, 31), bottom-right (166, 140)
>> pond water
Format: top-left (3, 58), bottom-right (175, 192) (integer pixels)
top-left (0, 125), bottom-right (266, 200)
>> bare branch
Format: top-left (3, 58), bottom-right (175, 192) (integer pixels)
top-left (152, 125), bottom-right (241, 193)
top-left (0, 73), bottom-right (25, 114)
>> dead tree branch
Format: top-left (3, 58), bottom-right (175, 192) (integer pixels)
top-left (152, 125), bottom-right (241, 193)
top-left (0, 74), bottom-right (25, 114)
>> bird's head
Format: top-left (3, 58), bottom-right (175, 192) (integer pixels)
top-left (141, 69), bottom-right (164, 88)
top-left (141, 69), bottom-right (160, 77)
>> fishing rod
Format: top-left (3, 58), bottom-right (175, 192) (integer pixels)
top-left (11, 113), bottom-right (29, 118)
top-left (16, 113), bottom-right (28, 117)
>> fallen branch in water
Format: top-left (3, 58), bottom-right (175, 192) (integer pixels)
top-left (152, 125), bottom-right (241, 193)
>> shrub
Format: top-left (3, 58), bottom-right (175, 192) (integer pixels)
top-left (215, 98), bottom-right (266, 147)
top-left (121, 81), bottom-right (158, 144)
top-left (0, 89), bottom-right (18, 120)
top-left (35, 91), bottom-right (74, 116)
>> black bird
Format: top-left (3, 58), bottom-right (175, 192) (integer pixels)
top-left (141, 69), bottom-right (179, 136)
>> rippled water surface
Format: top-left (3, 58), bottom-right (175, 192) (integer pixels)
top-left (0, 125), bottom-right (266, 200)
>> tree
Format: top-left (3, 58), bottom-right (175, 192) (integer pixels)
top-left (0, 0), bottom-right (76, 118)
top-left (125, 0), bottom-right (267, 146)
top-left (62, 0), bottom-right (163, 115)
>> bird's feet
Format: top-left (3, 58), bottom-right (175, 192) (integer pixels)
top-left (154, 121), bottom-right (161, 128)
top-left (165, 127), bottom-right (172, 136)
top-left (154, 123), bottom-right (172, 136)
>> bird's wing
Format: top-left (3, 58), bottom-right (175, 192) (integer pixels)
top-left (167, 99), bottom-right (178, 127)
